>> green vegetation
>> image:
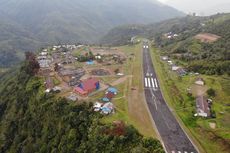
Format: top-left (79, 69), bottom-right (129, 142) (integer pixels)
top-left (0, 0), bottom-right (183, 67)
top-left (102, 13), bottom-right (230, 75)
top-left (0, 58), bottom-right (164, 153)
top-left (207, 88), bottom-right (216, 97)
top-left (153, 14), bottom-right (230, 75)
top-left (90, 44), bottom-right (157, 138)
top-left (150, 45), bottom-right (230, 153)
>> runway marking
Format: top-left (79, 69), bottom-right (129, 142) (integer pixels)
top-left (171, 151), bottom-right (175, 153)
top-left (149, 84), bottom-right (158, 110)
top-left (144, 77), bottom-right (159, 89)
top-left (178, 151), bottom-right (181, 153)
top-left (148, 78), bottom-right (151, 87)
top-left (151, 78), bottom-right (155, 88)
top-left (154, 78), bottom-right (158, 88)
top-left (145, 78), bottom-right (148, 87)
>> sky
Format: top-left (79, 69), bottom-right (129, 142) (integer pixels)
top-left (157, 0), bottom-right (230, 16)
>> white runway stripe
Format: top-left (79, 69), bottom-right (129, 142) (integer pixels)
top-left (151, 78), bottom-right (155, 88)
top-left (148, 78), bottom-right (151, 87)
top-left (154, 78), bottom-right (158, 88)
top-left (145, 78), bottom-right (148, 87)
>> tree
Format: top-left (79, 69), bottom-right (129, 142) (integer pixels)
top-left (207, 88), bottom-right (216, 97)
top-left (54, 63), bottom-right (60, 72)
top-left (24, 52), bottom-right (40, 76)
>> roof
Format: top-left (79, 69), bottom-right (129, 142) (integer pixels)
top-left (94, 102), bottom-right (103, 108)
top-left (196, 78), bottom-right (204, 82)
top-left (102, 97), bottom-right (110, 102)
top-left (86, 60), bottom-right (94, 65)
top-left (196, 96), bottom-right (210, 116)
top-left (74, 86), bottom-right (87, 95)
top-left (59, 68), bottom-right (85, 76)
top-left (107, 87), bottom-right (118, 94)
top-left (106, 92), bottom-right (115, 99)
top-left (176, 68), bottom-right (187, 76)
top-left (67, 94), bottom-right (78, 101)
top-left (81, 78), bottom-right (99, 91)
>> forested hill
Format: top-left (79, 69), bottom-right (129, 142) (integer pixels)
top-left (0, 60), bottom-right (164, 153)
top-left (102, 13), bottom-right (230, 75)
top-left (0, 0), bottom-right (183, 68)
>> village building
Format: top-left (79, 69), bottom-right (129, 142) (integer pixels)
top-left (37, 56), bottom-right (47, 60)
top-left (102, 87), bottom-right (118, 102)
top-left (176, 68), bottom-right (187, 76)
top-left (172, 65), bottom-right (180, 71)
top-left (58, 68), bottom-right (85, 86)
top-left (95, 55), bottom-right (102, 59)
top-left (101, 102), bottom-right (114, 115)
top-left (107, 87), bottom-right (118, 95)
top-left (195, 78), bottom-right (205, 86)
top-left (74, 78), bottom-right (100, 96)
top-left (40, 52), bottom-right (48, 56)
top-left (116, 73), bottom-right (124, 76)
top-left (102, 92), bottom-right (115, 102)
top-left (161, 56), bottom-right (169, 61)
top-left (38, 59), bottom-right (51, 68)
top-left (93, 102), bottom-right (103, 112)
top-left (167, 60), bottom-right (173, 65)
top-left (67, 93), bottom-right (78, 101)
top-left (52, 86), bottom-right (62, 93)
top-left (195, 96), bottom-right (211, 117)
top-left (58, 68), bottom-right (85, 78)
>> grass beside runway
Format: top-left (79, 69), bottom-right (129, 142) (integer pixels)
top-left (90, 43), bottom-right (157, 138)
top-left (149, 43), bottom-right (230, 153)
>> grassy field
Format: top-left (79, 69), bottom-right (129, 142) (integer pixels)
top-left (149, 43), bottom-right (230, 153)
top-left (90, 43), bottom-right (157, 138)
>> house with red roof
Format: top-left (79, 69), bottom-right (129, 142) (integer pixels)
top-left (74, 78), bottom-right (100, 96)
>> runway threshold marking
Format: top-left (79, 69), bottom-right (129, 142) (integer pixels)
top-left (144, 77), bottom-right (159, 89)
top-left (145, 78), bottom-right (148, 87)
top-left (148, 78), bottom-right (151, 87)
top-left (151, 78), bottom-right (155, 88)
top-left (154, 78), bottom-right (158, 88)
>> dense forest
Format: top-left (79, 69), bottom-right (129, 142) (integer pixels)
top-left (0, 58), bottom-right (164, 153)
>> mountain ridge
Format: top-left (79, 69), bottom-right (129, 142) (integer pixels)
top-left (0, 0), bottom-right (184, 67)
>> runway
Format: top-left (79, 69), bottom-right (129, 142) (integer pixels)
top-left (142, 42), bottom-right (198, 153)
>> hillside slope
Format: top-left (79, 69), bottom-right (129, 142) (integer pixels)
top-left (0, 61), bottom-right (164, 153)
top-left (0, 0), bottom-right (183, 67)
top-left (102, 13), bottom-right (230, 75)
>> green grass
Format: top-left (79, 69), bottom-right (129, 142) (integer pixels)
top-left (89, 43), bottom-right (157, 138)
top-left (149, 44), bottom-right (230, 153)
top-left (52, 77), bottom-right (61, 86)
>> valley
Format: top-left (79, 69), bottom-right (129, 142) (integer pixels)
top-left (0, 1), bottom-right (229, 153)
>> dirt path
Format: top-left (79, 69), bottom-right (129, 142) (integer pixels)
top-left (191, 84), bottom-right (208, 96)
top-left (110, 76), bottom-right (130, 86)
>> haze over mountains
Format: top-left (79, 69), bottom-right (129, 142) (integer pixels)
top-left (0, 0), bottom-right (184, 67)
top-left (158, 0), bottom-right (230, 16)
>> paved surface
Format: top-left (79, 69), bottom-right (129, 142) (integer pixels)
top-left (142, 42), bottom-right (198, 153)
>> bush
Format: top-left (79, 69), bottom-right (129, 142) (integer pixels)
top-left (207, 88), bottom-right (216, 97)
